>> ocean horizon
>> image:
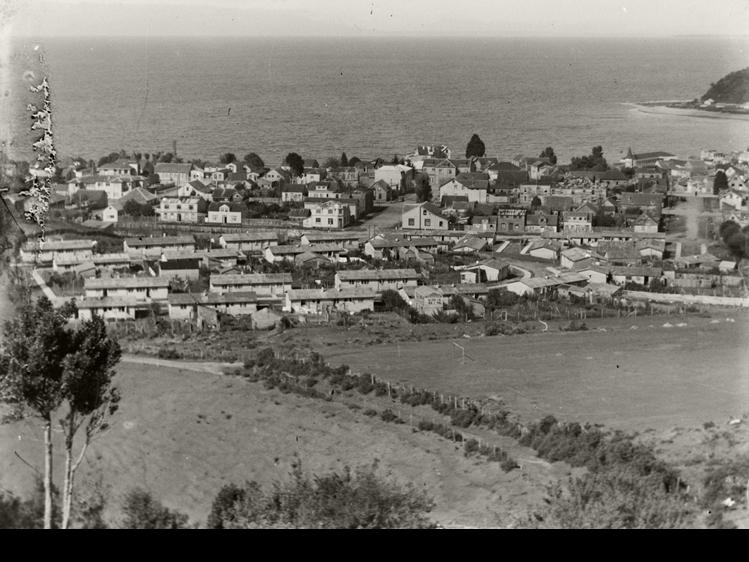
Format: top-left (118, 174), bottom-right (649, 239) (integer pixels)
top-left (7, 36), bottom-right (749, 165)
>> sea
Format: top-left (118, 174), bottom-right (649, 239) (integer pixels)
top-left (5, 36), bottom-right (749, 165)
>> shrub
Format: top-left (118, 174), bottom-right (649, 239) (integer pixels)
top-left (209, 461), bottom-right (436, 528)
top-left (157, 346), bottom-right (181, 359)
top-left (121, 488), bottom-right (190, 529)
top-left (500, 458), bottom-right (520, 472)
top-left (380, 409), bottom-right (401, 423)
top-left (464, 439), bottom-right (479, 455)
top-left (363, 409), bottom-right (378, 417)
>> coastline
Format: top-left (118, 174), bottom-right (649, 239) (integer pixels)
top-left (626, 102), bottom-right (749, 122)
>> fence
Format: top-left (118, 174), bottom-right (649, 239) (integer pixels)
top-left (114, 217), bottom-right (300, 237)
top-left (624, 290), bottom-right (749, 308)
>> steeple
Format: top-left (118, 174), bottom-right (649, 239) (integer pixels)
top-left (626, 147), bottom-right (634, 159)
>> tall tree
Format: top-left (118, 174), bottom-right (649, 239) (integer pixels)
top-left (414, 173), bottom-right (432, 203)
top-left (348, 156), bottom-right (361, 167)
top-left (284, 153), bottom-right (304, 178)
top-left (713, 170), bottom-right (728, 194)
top-left (539, 147), bottom-right (558, 165)
top-left (0, 299), bottom-right (121, 529)
top-left (220, 153), bottom-right (237, 165)
top-left (340, 152), bottom-right (349, 167)
top-left (465, 134), bottom-right (486, 158)
top-left (243, 152), bottom-right (265, 170)
top-left (58, 316), bottom-right (121, 528)
top-left (323, 157), bottom-right (340, 170)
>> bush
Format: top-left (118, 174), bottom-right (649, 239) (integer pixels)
top-left (464, 439), bottom-right (479, 455)
top-left (208, 461), bottom-right (436, 528)
top-left (121, 488), bottom-right (190, 529)
top-left (380, 409), bottom-right (402, 424)
top-left (500, 458), bottom-right (520, 472)
top-left (363, 409), bottom-right (378, 417)
top-left (157, 346), bottom-right (181, 359)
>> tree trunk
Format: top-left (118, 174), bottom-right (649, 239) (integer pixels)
top-left (43, 419), bottom-right (54, 529)
top-left (61, 446), bottom-right (73, 529)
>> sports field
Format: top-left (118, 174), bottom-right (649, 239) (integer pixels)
top-left (326, 313), bottom-right (749, 432)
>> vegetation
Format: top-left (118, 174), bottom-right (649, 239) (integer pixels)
top-left (414, 172), bottom-right (432, 203)
top-left (570, 146), bottom-right (609, 171)
top-left (206, 460), bottom-right (435, 529)
top-left (713, 170), bottom-right (728, 193)
top-left (283, 153), bottom-right (305, 178)
top-left (243, 152), bottom-right (265, 170)
top-left (701, 67), bottom-right (749, 105)
top-left (465, 134), bottom-right (486, 158)
top-left (718, 220), bottom-right (749, 264)
top-left (219, 153), bottom-right (237, 164)
top-left (0, 297), bottom-right (121, 529)
top-left (539, 147), bottom-right (558, 165)
top-left (120, 488), bottom-right (190, 529)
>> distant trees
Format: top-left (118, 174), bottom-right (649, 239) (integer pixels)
top-left (121, 489), bottom-right (189, 529)
top-left (220, 153), bottom-right (237, 165)
top-left (570, 146), bottom-right (609, 171)
top-left (206, 460), bottom-right (435, 529)
top-left (97, 152), bottom-right (121, 167)
top-left (414, 173), bottom-right (432, 203)
top-left (530, 196), bottom-right (543, 211)
top-left (323, 157), bottom-right (340, 169)
top-left (718, 220), bottom-right (749, 264)
top-left (243, 153), bottom-right (265, 170)
top-left (284, 153), bottom-right (305, 178)
top-left (123, 200), bottom-right (154, 217)
top-left (713, 170), bottom-right (728, 194)
top-left (0, 298), bottom-right (121, 529)
top-left (539, 147), bottom-right (558, 165)
top-left (340, 152), bottom-right (349, 167)
top-left (465, 134), bottom-right (486, 158)
top-left (348, 156), bottom-right (361, 167)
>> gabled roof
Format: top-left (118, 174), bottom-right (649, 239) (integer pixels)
top-left (125, 235), bottom-right (195, 248)
top-left (85, 276), bottom-right (170, 289)
top-left (210, 273), bottom-right (292, 286)
top-left (221, 232), bottom-right (278, 243)
top-left (154, 163), bottom-right (193, 174)
top-left (204, 291), bottom-right (258, 305)
top-left (208, 201), bottom-right (246, 213)
top-left (336, 269), bottom-right (421, 281)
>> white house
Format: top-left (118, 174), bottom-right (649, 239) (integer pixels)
top-left (83, 276), bottom-right (170, 301)
top-left (283, 288), bottom-right (377, 315)
top-left (303, 200), bottom-right (352, 229)
top-left (401, 202), bottom-right (447, 230)
top-left (209, 273), bottom-right (292, 296)
top-left (334, 269), bottom-right (420, 292)
top-left (207, 202), bottom-right (245, 224)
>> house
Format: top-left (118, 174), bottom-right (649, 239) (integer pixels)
top-left (20, 238), bottom-right (96, 264)
top-left (302, 200), bottom-right (352, 229)
top-left (207, 202), bottom-right (246, 224)
top-left (527, 240), bottom-right (560, 261)
top-left (153, 163), bottom-right (193, 187)
top-left (422, 158), bottom-right (458, 188)
top-left (111, 186), bottom-right (158, 212)
top-left (596, 242), bottom-right (642, 266)
top-left (401, 202), bottom-right (447, 230)
top-left (618, 192), bottom-right (663, 215)
top-left (264, 168), bottom-right (292, 186)
top-left (524, 211), bottom-right (559, 234)
top-left (76, 297), bottom-right (153, 321)
top-left (158, 255), bottom-right (201, 281)
top-left (156, 197), bottom-right (203, 223)
top-left (284, 287), bottom-right (378, 315)
top-left (301, 232), bottom-right (364, 248)
top-left (439, 173), bottom-right (490, 204)
top-left (194, 248), bottom-right (246, 270)
top-left (364, 234), bottom-right (439, 261)
top-left (334, 269), bottom-right (420, 292)
top-left (302, 168), bottom-right (327, 185)
top-left (622, 150), bottom-right (677, 168)
top-left (294, 251), bottom-right (331, 268)
top-left (281, 184), bottom-right (308, 203)
top-left (204, 292), bottom-right (258, 317)
top-left (209, 273), bottom-right (292, 296)
top-left (560, 247), bottom-right (592, 270)
top-left (166, 293), bottom-right (203, 321)
top-left (371, 179), bottom-right (393, 202)
top-left (84, 276), bottom-right (170, 301)
top-left (574, 263), bottom-right (610, 285)
top-left (609, 266), bottom-right (663, 286)
top-left (91, 205), bottom-right (118, 223)
top-left (178, 180), bottom-right (213, 201)
top-left (561, 210), bottom-right (593, 233)
top-left (374, 164), bottom-right (413, 192)
top-left (68, 175), bottom-right (134, 201)
top-left (413, 286), bottom-right (443, 316)
top-left (124, 235), bottom-right (196, 257)
top-left (495, 208), bottom-right (527, 233)
top-left (458, 259), bottom-right (510, 284)
top-left (452, 234), bottom-right (488, 254)
top-left (98, 159), bottom-right (138, 177)
top-left (633, 212), bottom-right (659, 233)
top-left (218, 232), bottom-right (278, 252)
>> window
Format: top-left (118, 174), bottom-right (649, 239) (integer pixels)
top-left (408, 218), bottom-right (415, 226)
top-left (425, 219), bottom-right (431, 226)
top-left (328, 218), bottom-right (333, 225)
top-left (315, 218), bottom-right (321, 223)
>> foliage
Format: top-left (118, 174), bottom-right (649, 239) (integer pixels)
top-left (713, 170), bottom-right (728, 193)
top-left (243, 152), bottom-right (265, 169)
top-left (340, 152), bottom-right (349, 167)
top-left (486, 288), bottom-right (520, 310)
top-left (207, 460), bottom-right (436, 529)
top-left (570, 146), bottom-right (609, 171)
top-left (220, 153), bottom-right (237, 164)
top-left (530, 196), bottom-right (542, 210)
top-left (284, 153), bottom-right (305, 178)
top-left (701, 66), bottom-right (749, 104)
top-left (121, 488), bottom-right (190, 529)
top-left (323, 157), bottom-right (340, 169)
top-left (528, 469), bottom-right (695, 528)
top-left (718, 220), bottom-right (747, 263)
top-left (539, 147), bottom-right (558, 165)
top-left (700, 457), bottom-right (749, 528)
top-left (123, 199), bottom-right (155, 217)
top-left (414, 172), bottom-right (432, 203)
top-left (465, 134), bottom-right (486, 158)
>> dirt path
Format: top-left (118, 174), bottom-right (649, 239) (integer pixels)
top-left (121, 354), bottom-right (241, 376)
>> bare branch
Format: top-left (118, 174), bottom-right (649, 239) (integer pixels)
top-left (14, 450), bottom-right (41, 475)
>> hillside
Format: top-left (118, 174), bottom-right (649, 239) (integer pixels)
top-left (701, 67), bottom-right (749, 104)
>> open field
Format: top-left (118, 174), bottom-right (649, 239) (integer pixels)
top-left (0, 359), bottom-right (567, 528)
top-left (326, 312), bottom-right (749, 432)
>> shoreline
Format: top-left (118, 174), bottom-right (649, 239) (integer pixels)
top-left (626, 102), bottom-right (749, 122)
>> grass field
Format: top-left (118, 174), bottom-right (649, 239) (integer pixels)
top-left (0, 360), bottom-right (567, 528)
top-left (326, 312), bottom-right (749, 432)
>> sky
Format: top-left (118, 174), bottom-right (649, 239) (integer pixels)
top-left (4, 0), bottom-right (749, 38)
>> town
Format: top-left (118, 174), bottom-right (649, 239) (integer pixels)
top-left (2, 138), bottom-right (749, 329)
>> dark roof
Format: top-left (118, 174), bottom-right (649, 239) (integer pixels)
top-left (160, 258), bottom-right (200, 270)
top-left (154, 163), bottom-right (193, 174)
top-left (208, 201), bottom-right (246, 213)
